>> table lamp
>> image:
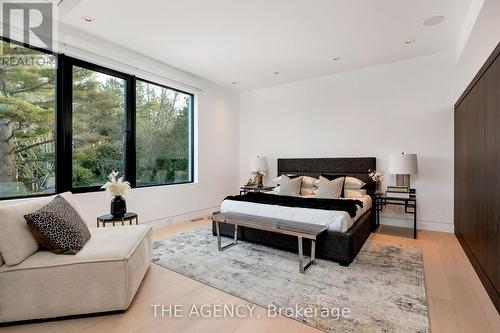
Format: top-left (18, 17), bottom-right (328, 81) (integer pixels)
top-left (388, 153), bottom-right (418, 189)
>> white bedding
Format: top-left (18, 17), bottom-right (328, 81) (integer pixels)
top-left (220, 194), bottom-right (372, 233)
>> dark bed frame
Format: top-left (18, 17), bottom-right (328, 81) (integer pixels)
top-left (212, 157), bottom-right (377, 266)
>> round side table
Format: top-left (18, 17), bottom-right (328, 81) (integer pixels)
top-left (97, 212), bottom-right (138, 227)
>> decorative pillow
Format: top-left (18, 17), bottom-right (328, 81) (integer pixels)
top-left (344, 176), bottom-right (366, 190)
top-left (344, 189), bottom-right (367, 198)
top-left (316, 176), bottom-right (345, 199)
top-left (321, 174), bottom-right (346, 197)
top-left (279, 175), bottom-right (303, 196)
top-left (24, 196), bottom-right (91, 255)
top-left (0, 197), bottom-right (52, 266)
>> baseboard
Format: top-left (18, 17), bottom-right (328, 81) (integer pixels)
top-left (141, 206), bottom-right (219, 229)
top-left (380, 216), bottom-right (454, 233)
top-left (455, 230), bottom-right (500, 313)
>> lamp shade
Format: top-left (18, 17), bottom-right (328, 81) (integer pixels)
top-left (251, 156), bottom-right (267, 172)
top-left (389, 153), bottom-right (418, 175)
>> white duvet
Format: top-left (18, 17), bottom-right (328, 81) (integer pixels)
top-left (220, 194), bottom-right (372, 233)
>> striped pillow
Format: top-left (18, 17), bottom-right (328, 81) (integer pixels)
top-left (279, 175), bottom-right (303, 196)
top-left (315, 176), bottom-right (345, 199)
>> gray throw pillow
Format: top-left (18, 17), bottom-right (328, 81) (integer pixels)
top-left (24, 196), bottom-right (91, 254)
top-left (316, 176), bottom-right (345, 199)
top-left (279, 174), bottom-right (303, 196)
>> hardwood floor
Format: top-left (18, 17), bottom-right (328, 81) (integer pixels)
top-left (1, 220), bottom-right (499, 333)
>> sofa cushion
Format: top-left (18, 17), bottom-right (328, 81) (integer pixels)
top-left (24, 196), bottom-right (91, 254)
top-left (0, 225), bottom-right (152, 323)
top-left (0, 197), bottom-right (52, 266)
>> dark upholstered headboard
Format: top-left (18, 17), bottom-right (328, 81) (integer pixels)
top-left (277, 157), bottom-right (376, 193)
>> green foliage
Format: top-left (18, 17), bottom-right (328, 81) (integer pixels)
top-left (136, 80), bottom-right (191, 185)
top-left (0, 41), bottom-right (56, 194)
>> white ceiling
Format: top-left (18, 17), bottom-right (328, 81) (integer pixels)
top-left (59, 0), bottom-right (473, 91)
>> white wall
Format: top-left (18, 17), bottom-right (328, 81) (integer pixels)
top-left (239, 49), bottom-right (484, 233)
top-left (0, 26), bottom-right (240, 227)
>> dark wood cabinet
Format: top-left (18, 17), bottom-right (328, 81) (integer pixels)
top-left (455, 42), bottom-right (500, 313)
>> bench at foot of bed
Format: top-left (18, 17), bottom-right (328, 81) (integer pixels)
top-left (211, 209), bottom-right (373, 266)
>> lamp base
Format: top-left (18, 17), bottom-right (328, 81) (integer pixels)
top-left (396, 174), bottom-right (410, 189)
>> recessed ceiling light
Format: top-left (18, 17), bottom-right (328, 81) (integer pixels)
top-left (82, 16), bottom-right (93, 22)
top-left (404, 39), bottom-right (414, 45)
top-left (274, 71), bottom-right (280, 75)
top-left (422, 15), bottom-right (445, 27)
top-left (332, 56), bottom-right (341, 61)
top-left (232, 81), bottom-right (237, 85)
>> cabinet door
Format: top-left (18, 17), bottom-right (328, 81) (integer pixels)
top-left (454, 102), bottom-right (466, 235)
top-left (485, 55), bottom-right (500, 292)
top-left (463, 78), bottom-right (486, 259)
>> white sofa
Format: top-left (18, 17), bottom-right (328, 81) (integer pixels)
top-left (0, 193), bottom-right (152, 323)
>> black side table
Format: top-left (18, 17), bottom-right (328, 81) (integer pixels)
top-left (375, 194), bottom-right (417, 239)
top-left (240, 185), bottom-right (275, 195)
top-left (97, 212), bottom-right (138, 228)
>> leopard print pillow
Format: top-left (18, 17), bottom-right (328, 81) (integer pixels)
top-left (24, 196), bottom-right (91, 254)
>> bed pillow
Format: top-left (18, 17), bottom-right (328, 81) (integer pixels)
top-left (300, 186), bottom-right (317, 196)
top-left (344, 176), bottom-right (366, 190)
top-left (302, 176), bottom-right (319, 187)
top-left (272, 174), bottom-right (301, 183)
top-left (279, 175), bottom-right (303, 196)
top-left (316, 176), bottom-right (345, 199)
top-left (344, 189), bottom-right (367, 198)
top-left (24, 195), bottom-right (91, 255)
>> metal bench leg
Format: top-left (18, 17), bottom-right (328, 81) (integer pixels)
top-left (216, 220), bottom-right (238, 251)
top-left (298, 237), bottom-right (315, 273)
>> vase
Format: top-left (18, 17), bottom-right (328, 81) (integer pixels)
top-left (375, 181), bottom-right (383, 194)
top-left (111, 195), bottom-right (127, 217)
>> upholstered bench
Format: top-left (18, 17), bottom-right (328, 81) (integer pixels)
top-left (0, 194), bottom-right (152, 324)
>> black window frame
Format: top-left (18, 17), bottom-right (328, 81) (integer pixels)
top-left (0, 36), bottom-right (195, 200)
top-left (135, 77), bottom-right (195, 188)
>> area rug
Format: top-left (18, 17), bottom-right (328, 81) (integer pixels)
top-left (152, 228), bottom-right (429, 333)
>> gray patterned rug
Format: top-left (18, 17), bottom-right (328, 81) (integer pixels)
top-left (152, 228), bottom-right (429, 333)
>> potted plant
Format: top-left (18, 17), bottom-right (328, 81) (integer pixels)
top-left (101, 171), bottom-right (131, 217)
top-left (369, 169), bottom-right (384, 194)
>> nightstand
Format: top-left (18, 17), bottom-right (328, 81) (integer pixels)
top-left (375, 194), bottom-right (417, 239)
top-left (240, 185), bottom-right (275, 195)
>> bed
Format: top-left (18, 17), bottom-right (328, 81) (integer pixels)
top-left (212, 157), bottom-right (376, 266)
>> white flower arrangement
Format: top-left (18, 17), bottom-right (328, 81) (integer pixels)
top-left (100, 171), bottom-right (131, 197)
top-left (368, 169), bottom-right (384, 182)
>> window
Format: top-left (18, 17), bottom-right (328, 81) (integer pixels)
top-left (136, 80), bottom-right (193, 186)
top-left (0, 40), bottom-right (57, 198)
top-left (71, 65), bottom-right (127, 188)
top-left (0, 37), bottom-right (194, 200)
